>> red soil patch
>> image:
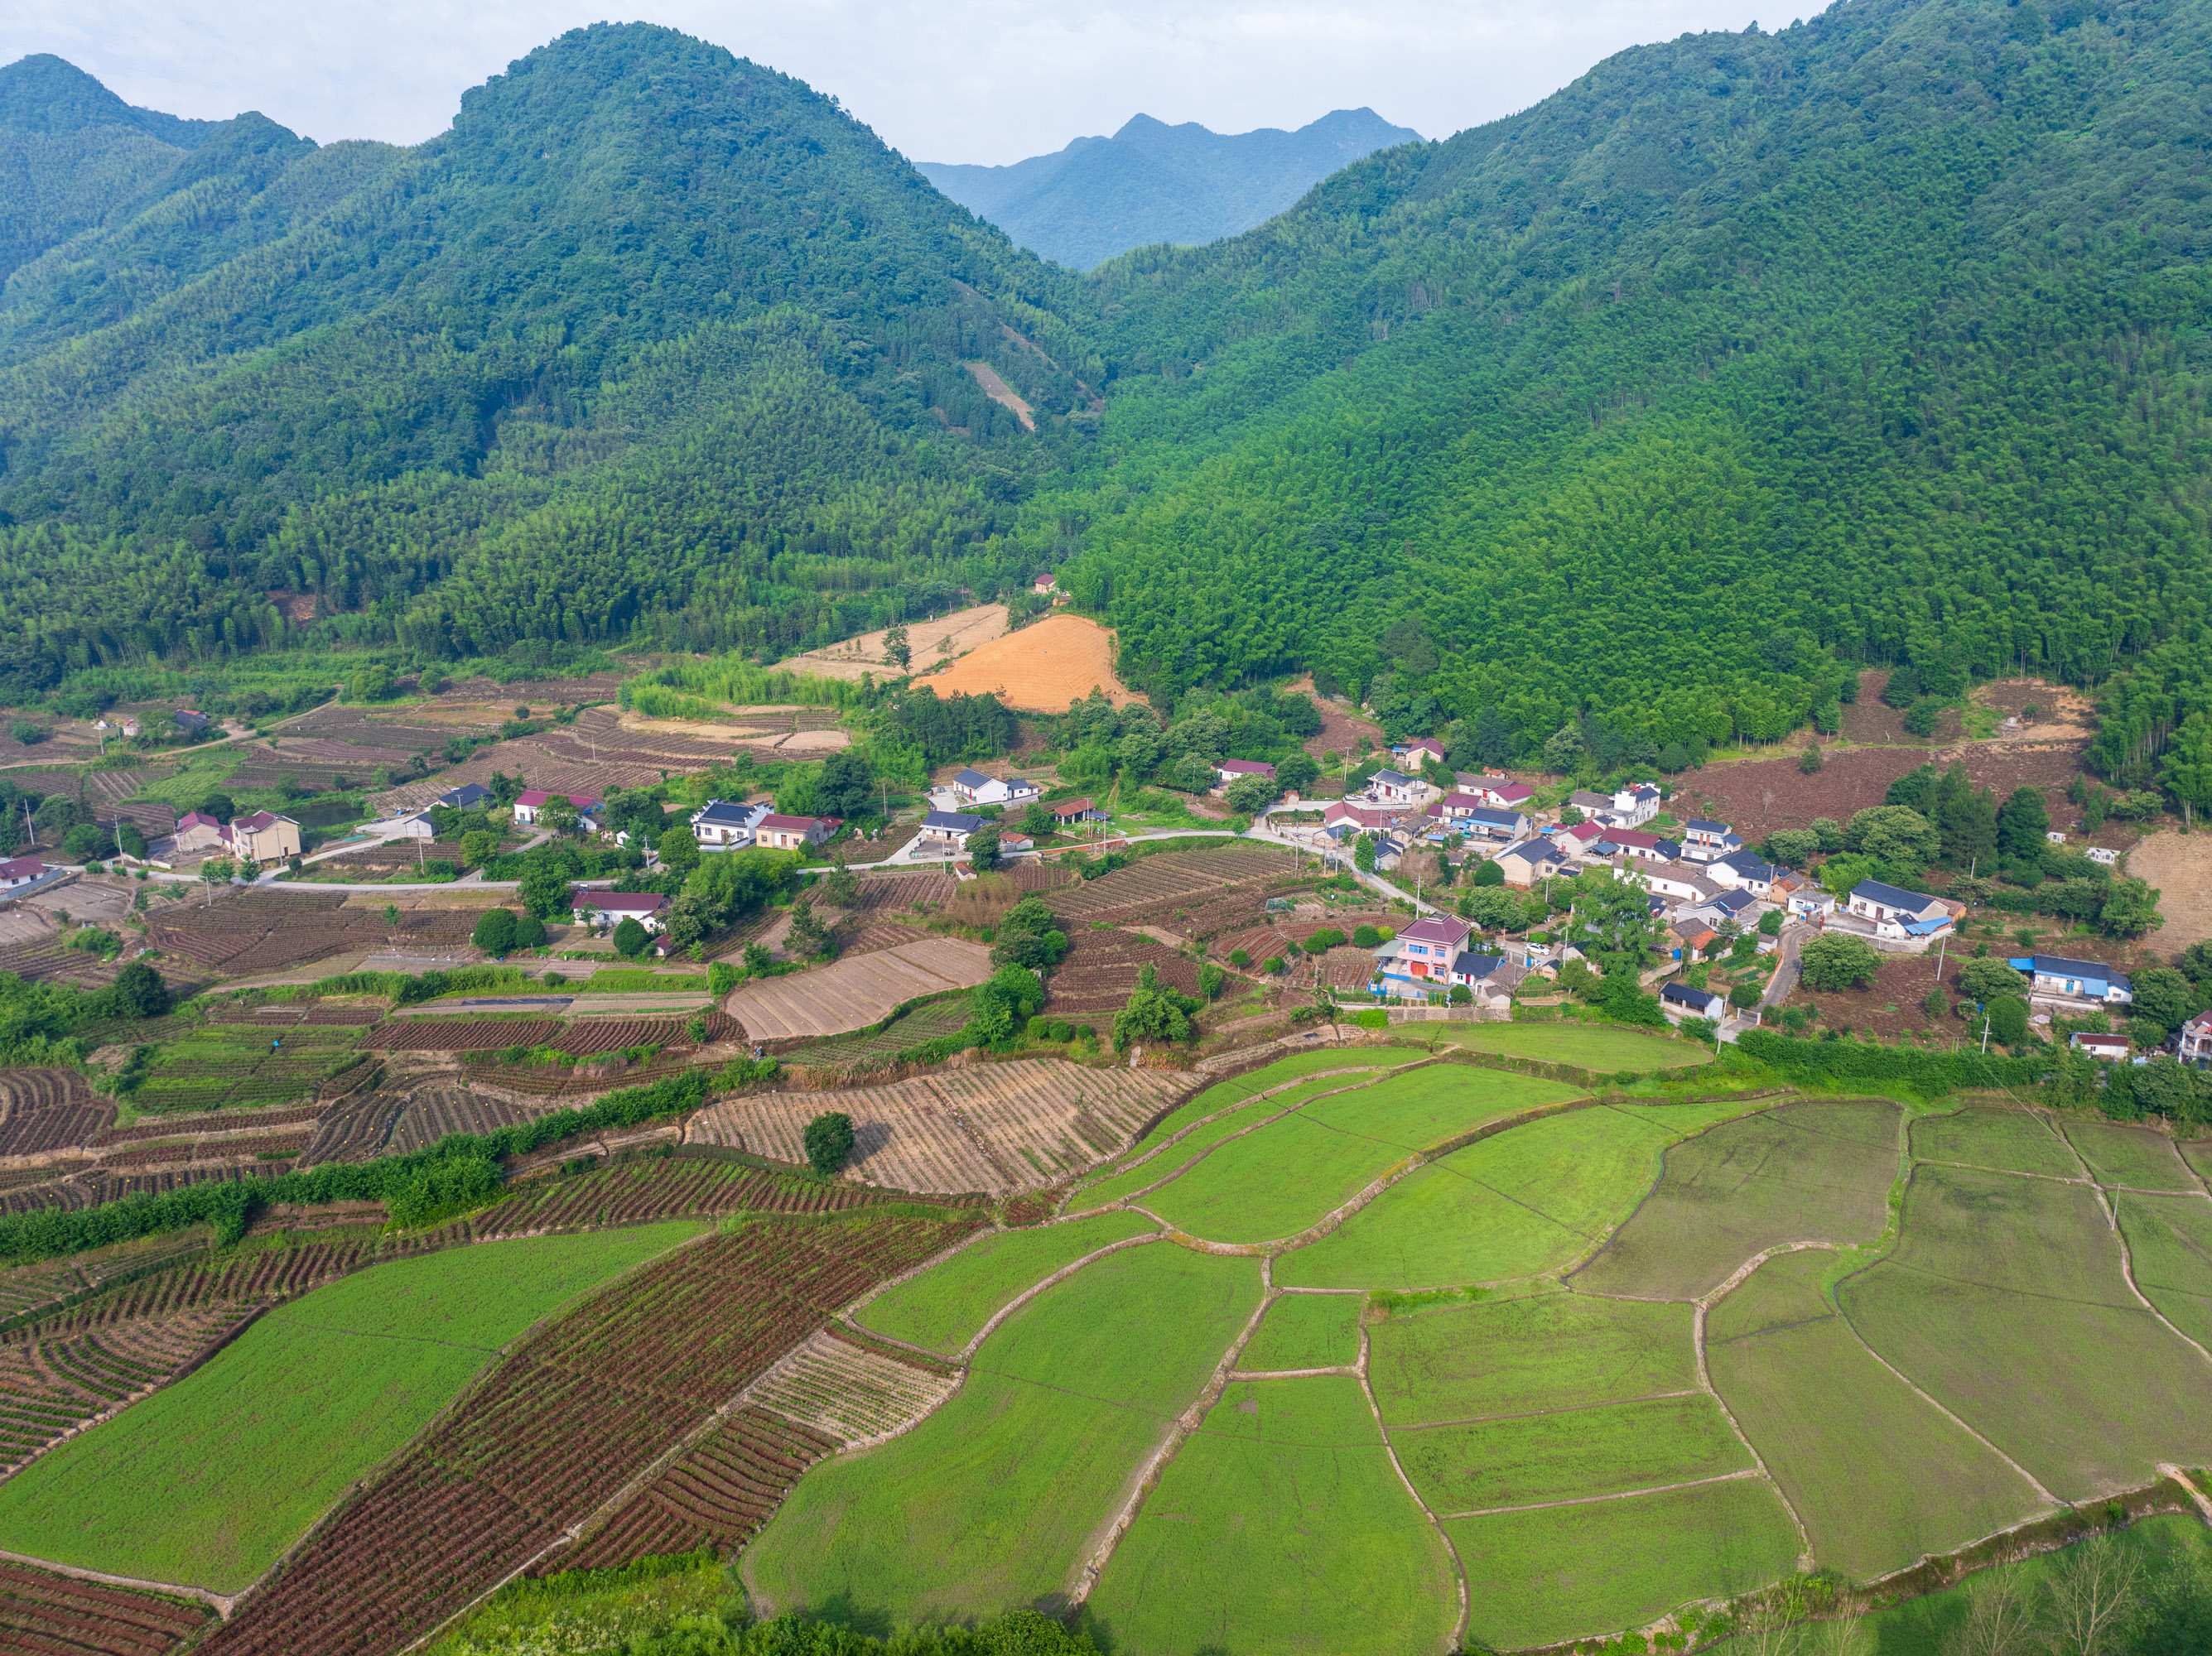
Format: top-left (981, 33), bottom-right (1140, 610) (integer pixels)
top-left (1681, 741), bottom-right (2090, 844)
top-left (927, 614), bottom-right (1139, 712)
top-left (1282, 678), bottom-right (1384, 765)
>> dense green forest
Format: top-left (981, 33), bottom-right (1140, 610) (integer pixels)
top-left (1052, 0), bottom-right (2212, 763)
top-left (2, 0), bottom-right (2210, 779)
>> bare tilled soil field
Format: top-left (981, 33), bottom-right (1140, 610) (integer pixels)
top-left (1680, 738), bottom-right (2091, 843)
top-left (1046, 927), bottom-right (1202, 1013)
top-left (783, 602), bottom-right (1008, 683)
top-left (198, 1215), bottom-right (976, 1656)
top-left (0, 1070), bottom-right (111, 1158)
top-left (147, 891), bottom-right (399, 976)
top-left (1281, 678), bottom-right (1384, 763)
top-left (725, 939), bottom-right (993, 1040)
top-left (925, 613), bottom-right (1139, 711)
top-left (2129, 830), bottom-right (2212, 951)
top-left (0, 1558), bottom-right (210, 1655)
top-left (841, 922), bottom-right (931, 956)
top-left (769, 999), bottom-right (974, 1071)
top-left (845, 872), bottom-right (956, 913)
top-left (692, 1060), bottom-right (1188, 1193)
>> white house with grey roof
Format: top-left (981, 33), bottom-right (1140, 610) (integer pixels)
top-left (690, 798), bottom-right (770, 850)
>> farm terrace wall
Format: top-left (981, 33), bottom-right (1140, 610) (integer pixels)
top-left (198, 1214), bottom-right (977, 1656)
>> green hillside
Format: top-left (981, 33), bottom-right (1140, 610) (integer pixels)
top-left (0, 26), bottom-right (1095, 683)
top-left (2, 0), bottom-right (2210, 779)
top-left (1054, 0), bottom-right (2212, 763)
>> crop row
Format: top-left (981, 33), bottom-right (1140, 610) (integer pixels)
top-left (0, 1176), bottom-right (97, 1216)
top-left (93, 1105), bottom-right (325, 1148)
top-left (97, 1131), bottom-right (311, 1171)
top-left (17, 1241), bottom-right (383, 1338)
top-left (0, 1307), bottom-right (254, 1473)
top-left (298, 1091), bottom-right (406, 1166)
top-left (204, 1216), bottom-right (974, 1655)
top-left (0, 1560), bottom-right (210, 1656)
top-left (364, 1019), bottom-right (560, 1052)
top-left (474, 1160), bottom-right (884, 1235)
top-left (748, 1327), bottom-right (958, 1442)
top-left (386, 1088), bottom-right (551, 1156)
top-left (551, 1407), bottom-right (839, 1573)
top-left (464, 1055), bottom-right (698, 1098)
top-left (0, 1068), bottom-right (112, 1158)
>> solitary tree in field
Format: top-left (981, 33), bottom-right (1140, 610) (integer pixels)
top-left (804, 1111), bottom-right (856, 1177)
top-left (1798, 933), bottom-right (1882, 991)
top-left (471, 909), bottom-right (518, 955)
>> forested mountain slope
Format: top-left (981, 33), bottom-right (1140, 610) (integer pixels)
top-left (1, 0), bottom-right (2210, 783)
top-left (918, 108), bottom-right (1421, 269)
top-left (1055, 0), bottom-right (2212, 766)
top-left (0, 55), bottom-right (221, 283)
top-left (0, 26), bottom-right (1093, 684)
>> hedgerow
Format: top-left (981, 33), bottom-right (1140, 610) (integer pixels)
top-left (0, 1071), bottom-right (712, 1264)
top-left (1736, 1030), bottom-right (2046, 1097)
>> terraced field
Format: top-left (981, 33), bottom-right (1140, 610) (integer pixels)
top-left (14, 1042), bottom-right (2210, 1656)
top-left (691, 1058), bottom-right (1188, 1193)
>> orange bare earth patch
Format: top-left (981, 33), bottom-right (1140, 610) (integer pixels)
top-left (923, 614), bottom-right (1141, 711)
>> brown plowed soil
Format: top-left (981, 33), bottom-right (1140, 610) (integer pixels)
top-left (923, 614), bottom-right (1139, 711)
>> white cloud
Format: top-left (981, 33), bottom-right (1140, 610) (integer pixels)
top-left (7, 0), bottom-right (1766, 163)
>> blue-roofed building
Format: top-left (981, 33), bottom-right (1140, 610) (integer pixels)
top-left (1846, 879), bottom-right (1957, 942)
top-left (2009, 955), bottom-right (2132, 1004)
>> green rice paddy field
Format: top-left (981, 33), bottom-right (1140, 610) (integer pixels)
top-left (0, 1222), bottom-right (701, 1591)
top-left (1431, 1020), bottom-right (1715, 1071)
top-left (739, 1066), bottom-right (2212, 1651)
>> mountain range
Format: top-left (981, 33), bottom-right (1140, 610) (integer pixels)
top-left (1, 0), bottom-right (2209, 780)
top-left (917, 108), bottom-right (1421, 269)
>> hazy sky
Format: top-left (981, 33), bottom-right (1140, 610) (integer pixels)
top-left (11, 0), bottom-right (1770, 165)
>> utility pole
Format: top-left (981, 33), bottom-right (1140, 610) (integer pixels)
top-left (1981, 1010), bottom-right (1993, 1055)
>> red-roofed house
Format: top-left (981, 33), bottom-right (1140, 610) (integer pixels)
top-left (175, 810), bottom-right (227, 855)
top-left (173, 809), bottom-right (299, 861)
top-left (1592, 827), bottom-right (1675, 864)
top-left (0, 857), bottom-right (43, 890)
top-left (513, 790), bottom-right (602, 826)
top-left (1323, 801), bottom-right (1395, 835)
top-left (1372, 912), bottom-right (1472, 994)
top-left (753, 813), bottom-right (831, 851)
top-left (229, 811), bottom-right (301, 863)
top-left (1465, 776), bottom-right (1534, 809)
